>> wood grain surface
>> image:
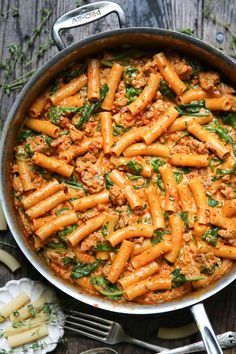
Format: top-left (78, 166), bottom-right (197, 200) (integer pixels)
top-left (0, 1), bottom-right (235, 353)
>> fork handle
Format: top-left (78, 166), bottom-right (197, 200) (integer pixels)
top-left (125, 337), bottom-right (167, 352)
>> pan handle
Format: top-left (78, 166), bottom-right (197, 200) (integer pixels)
top-left (190, 303), bottom-right (223, 354)
top-left (52, 1), bottom-right (127, 50)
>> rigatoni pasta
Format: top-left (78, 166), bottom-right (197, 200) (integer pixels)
top-left (11, 49), bottom-right (236, 305)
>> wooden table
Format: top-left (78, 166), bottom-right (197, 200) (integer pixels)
top-left (0, 0), bottom-right (235, 353)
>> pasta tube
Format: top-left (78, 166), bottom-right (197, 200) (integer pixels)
top-left (17, 160), bottom-right (34, 192)
top-left (36, 210), bottom-right (78, 241)
top-left (28, 89), bottom-right (50, 117)
top-left (112, 127), bottom-right (146, 156)
top-left (110, 156), bottom-right (153, 178)
top-left (0, 291), bottom-right (30, 323)
top-left (10, 295), bottom-right (46, 322)
top-left (107, 240), bottom-right (133, 283)
top-left (187, 122), bottom-right (230, 159)
top-left (205, 97), bottom-right (233, 111)
top-left (165, 214), bottom-right (184, 263)
top-left (118, 261), bottom-right (159, 289)
top-left (145, 185), bottom-right (165, 229)
top-left (159, 163), bottom-right (178, 212)
top-left (50, 74), bottom-right (87, 105)
top-left (88, 59), bottom-right (100, 100)
top-left (169, 153), bottom-right (209, 167)
top-left (198, 241), bottom-right (236, 260)
top-left (72, 191), bottom-right (110, 212)
top-left (177, 183), bottom-right (196, 228)
top-left (131, 239), bottom-right (172, 269)
top-left (127, 73), bottom-right (161, 115)
top-left (21, 179), bottom-right (63, 209)
top-left (32, 152), bottom-right (74, 177)
top-left (59, 139), bottom-right (91, 163)
top-left (153, 52), bottom-right (187, 95)
top-left (143, 106), bottom-right (179, 145)
top-left (168, 114), bottom-right (213, 133)
top-left (7, 324), bottom-right (48, 348)
top-left (189, 178), bottom-right (208, 225)
top-left (25, 119), bottom-right (60, 138)
top-left (26, 190), bottom-right (68, 219)
top-left (68, 213), bottom-right (106, 246)
top-left (178, 87), bottom-right (210, 104)
top-left (222, 199), bottom-right (236, 217)
top-left (101, 63), bottom-right (124, 110)
top-left (123, 142), bottom-right (170, 158)
top-left (109, 169), bottom-right (143, 210)
top-left (107, 224), bottom-right (154, 247)
top-left (100, 112), bottom-right (114, 154)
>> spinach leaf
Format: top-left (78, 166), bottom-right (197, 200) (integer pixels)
top-left (101, 223), bottom-right (108, 237)
top-left (177, 166), bottom-right (191, 174)
top-left (46, 241), bottom-right (67, 250)
top-left (48, 106), bottom-right (80, 125)
top-left (90, 276), bottom-right (123, 300)
top-left (202, 227), bottom-right (219, 246)
top-left (113, 124), bottom-right (126, 136)
top-left (176, 100), bottom-right (210, 116)
top-left (200, 264), bottom-right (218, 275)
top-left (92, 242), bottom-right (116, 252)
top-left (174, 171), bottom-right (183, 184)
top-left (172, 267), bottom-right (204, 287)
top-left (221, 111), bottom-right (236, 128)
top-left (127, 160), bottom-right (143, 175)
top-left (101, 54), bottom-right (127, 67)
top-left (150, 159), bottom-right (166, 194)
top-left (44, 135), bottom-right (53, 146)
top-left (57, 175), bottom-right (84, 191)
top-left (186, 59), bottom-right (203, 75)
top-left (105, 172), bottom-right (114, 190)
top-left (178, 211), bottom-right (189, 231)
top-left (18, 129), bottom-right (35, 141)
top-left (151, 230), bottom-right (171, 245)
top-left (76, 85), bottom-right (108, 128)
top-left (58, 225), bottom-right (77, 239)
top-left (62, 63), bottom-right (87, 83)
top-left (55, 208), bottom-right (70, 215)
top-left (133, 178), bottom-right (149, 189)
top-left (205, 120), bottom-right (236, 156)
top-left (124, 66), bottom-right (139, 79)
top-left (213, 162), bottom-right (236, 180)
top-left (126, 84), bottom-right (141, 103)
top-left (63, 256), bottom-right (78, 267)
top-left (206, 193), bottom-right (218, 207)
top-left (25, 143), bottom-right (33, 157)
top-left (160, 80), bottom-right (176, 101)
top-left (71, 260), bottom-right (101, 279)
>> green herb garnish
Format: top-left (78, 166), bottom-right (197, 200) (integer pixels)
top-left (172, 267), bottom-right (204, 287)
top-left (71, 260), bottom-right (102, 279)
top-left (90, 276), bottom-right (123, 300)
top-left (105, 172), bottom-right (114, 190)
top-left (202, 227), bottom-right (219, 246)
top-left (174, 171), bottom-right (183, 184)
top-left (178, 211), bottom-right (189, 231)
top-left (151, 230), bottom-right (171, 245)
top-left (127, 160), bottom-right (143, 175)
top-left (177, 100), bottom-right (210, 116)
top-left (160, 80), bottom-right (176, 101)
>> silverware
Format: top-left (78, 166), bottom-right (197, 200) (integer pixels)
top-left (155, 331), bottom-right (236, 354)
top-left (64, 309), bottom-right (168, 352)
top-left (80, 348), bottom-right (118, 354)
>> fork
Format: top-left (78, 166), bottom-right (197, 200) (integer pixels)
top-left (64, 309), bottom-right (236, 353)
top-left (64, 309), bottom-right (168, 352)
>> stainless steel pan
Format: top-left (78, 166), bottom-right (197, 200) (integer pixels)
top-left (0, 2), bottom-right (235, 353)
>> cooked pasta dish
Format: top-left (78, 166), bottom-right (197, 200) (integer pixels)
top-left (12, 50), bottom-right (236, 304)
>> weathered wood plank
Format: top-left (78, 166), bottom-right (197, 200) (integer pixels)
top-left (0, 1), bottom-right (236, 353)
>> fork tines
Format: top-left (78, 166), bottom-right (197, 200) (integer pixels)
top-left (64, 309), bottom-right (111, 342)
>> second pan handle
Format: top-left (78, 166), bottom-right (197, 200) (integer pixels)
top-left (52, 1), bottom-right (127, 51)
top-left (190, 302), bottom-right (223, 354)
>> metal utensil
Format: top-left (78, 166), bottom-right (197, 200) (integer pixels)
top-left (80, 348), bottom-right (118, 354)
top-left (64, 309), bottom-right (168, 352)
top-left (156, 331), bottom-right (236, 354)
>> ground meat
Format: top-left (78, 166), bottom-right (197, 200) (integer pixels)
top-left (75, 157), bottom-right (105, 194)
top-left (116, 205), bottom-right (130, 228)
top-left (13, 175), bottom-right (24, 195)
top-left (69, 125), bottom-right (83, 142)
top-left (218, 229), bottom-right (236, 246)
top-left (114, 81), bottom-right (128, 107)
top-left (230, 96), bottom-right (236, 111)
top-left (220, 183), bottom-right (235, 199)
top-left (218, 82), bottom-right (235, 95)
top-left (88, 137), bottom-right (102, 156)
top-left (43, 249), bottom-right (68, 267)
top-left (189, 138), bottom-right (208, 154)
top-left (194, 252), bottom-right (219, 270)
top-left (167, 53), bottom-right (193, 80)
top-left (109, 185), bottom-right (126, 206)
top-left (80, 230), bottom-right (103, 251)
top-left (79, 210), bottom-right (100, 222)
top-left (199, 71), bottom-right (220, 92)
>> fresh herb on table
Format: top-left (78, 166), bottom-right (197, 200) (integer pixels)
top-left (151, 230), bottom-right (171, 245)
top-left (90, 276), bottom-right (123, 300)
top-left (176, 100), bottom-right (210, 116)
top-left (179, 28), bottom-right (196, 36)
top-left (126, 160), bottom-right (143, 175)
top-left (160, 80), bottom-right (176, 101)
top-left (172, 267), bottom-right (204, 287)
top-left (178, 211), bottom-right (189, 231)
top-left (202, 227), bottom-right (219, 246)
top-left (1, 6), bottom-right (20, 18)
top-left (105, 172), bottom-right (114, 190)
top-left (76, 85), bottom-right (108, 128)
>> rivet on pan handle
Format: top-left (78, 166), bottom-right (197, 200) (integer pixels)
top-left (190, 302), bottom-right (223, 354)
top-left (52, 1), bottom-right (127, 51)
